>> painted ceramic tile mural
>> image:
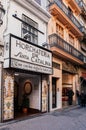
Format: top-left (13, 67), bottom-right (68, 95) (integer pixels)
top-left (3, 72), bottom-right (14, 121)
top-left (42, 79), bottom-right (48, 112)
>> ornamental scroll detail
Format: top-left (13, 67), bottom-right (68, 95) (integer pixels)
top-left (62, 62), bottom-right (78, 73)
top-left (42, 79), bottom-right (48, 112)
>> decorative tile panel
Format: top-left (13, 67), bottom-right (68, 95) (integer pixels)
top-left (3, 70), bottom-right (14, 121)
top-left (42, 78), bottom-right (48, 112)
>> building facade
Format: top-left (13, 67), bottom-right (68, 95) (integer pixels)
top-left (46, 0), bottom-right (86, 111)
top-left (0, 0), bottom-right (52, 122)
top-left (0, 0), bottom-right (86, 123)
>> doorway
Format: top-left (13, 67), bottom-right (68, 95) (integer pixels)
top-left (14, 81), bottom-right (19, 114)
top-left (14, 72), bottom-right (41, 119)
top-left (52, 78), bottom-right (57, 108)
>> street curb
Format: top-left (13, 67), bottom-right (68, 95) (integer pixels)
top-left (49, 105), bottom-right (80, 115)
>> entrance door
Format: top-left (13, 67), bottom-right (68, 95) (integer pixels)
top-left (14, 73), bottom-right (41, 119)
top-left (14, 81), bottom-right (19, 114)
top-left (52, 78), bottom-right (57, 108)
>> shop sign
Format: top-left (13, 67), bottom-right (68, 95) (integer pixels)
top-left (4, 34), bottom-right (52, 74)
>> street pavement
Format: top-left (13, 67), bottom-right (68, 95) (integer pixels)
top-left (0, 106), bottom-right (86, 130)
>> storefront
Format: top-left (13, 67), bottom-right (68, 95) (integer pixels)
top-left (62, 61), bottom-right (78, 107)
top-left (49, 57), bottom-right (62, 111)
top-left (2, 34), bottom-right (52, 122)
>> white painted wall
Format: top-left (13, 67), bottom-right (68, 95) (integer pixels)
top-left (29, 77), bottom-right (41, 110)
top-left (2, 0), bottom-right (50, 46)
top-left (15, 74), bottom-right (41, 110)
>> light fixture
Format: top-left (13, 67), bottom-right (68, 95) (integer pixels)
top-left (14, 73), bottom-right (19, 76)
top-left (0, 2), bottom-right (5, 26)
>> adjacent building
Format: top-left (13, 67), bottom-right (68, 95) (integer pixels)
top-left (46, 0), bottom-right (86, 111)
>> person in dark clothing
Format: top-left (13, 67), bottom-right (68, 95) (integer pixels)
top-left (80, 91), bottom-right (85, 107)
top-left (67, 88), bottom-right (74, 105)
top-left (76, 90), bottom-right (80, 105)
top-left (84, 93), bottom-right (86, 106)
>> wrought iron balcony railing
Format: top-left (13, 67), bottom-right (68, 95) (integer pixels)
top-left (48, 0), bottom-right (82, 31)
top-left (49, 33), bottom-right (83, 61)
top-left (75, 0), bottom-right (80, 4)
top-left (80, 26), bottom-right (86, 35)
top-left (78, 0), bottom-right (86, 12)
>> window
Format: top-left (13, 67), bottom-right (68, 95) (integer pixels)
top-left (52, 62), bottom-right (60, 69)
top-left (34, 0), bottom-right (41, 5)
top-left (56, 24), bottom-right (64, 48)
top-left (68, 7), bottom-right (73, 17)
top-left (22, 14), bottom-right (38, 44)
top-left (56, 24), bottom-right (64, 38)
top-left (69, 34), bottom-right (74, 46)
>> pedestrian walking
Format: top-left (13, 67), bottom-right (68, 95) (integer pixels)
top-left (76, 90), bottom-right (80, 105)
top-left (84, 93), bottom-right (86, 106)
top-left (80, 91), bottom-right (85, 107)
top-left (67, 88), bottom-right (74, 105)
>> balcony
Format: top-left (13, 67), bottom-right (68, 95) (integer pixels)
top-left (66, 0), bottom-right (81, 14)
top-left (80, 26), bottom-right (86, 35)
top-left (78, 0), bottom-right (86, 20)
top-left (80, 26), bottom-right (86, 41)
top-left (81, 42), bottom-right (86, 52)
top-left (48, 0), bottom-right (83, 37)
top-left (49, 33), bottom-right (83, 64)
top-left (80, 27), bottom-right (86, 52)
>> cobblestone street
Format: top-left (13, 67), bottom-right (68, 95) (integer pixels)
top-left (0, 106), bottom-right (86, 130)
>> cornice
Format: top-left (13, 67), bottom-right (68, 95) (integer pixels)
top-left (13, 0), bottom-right (51, 23)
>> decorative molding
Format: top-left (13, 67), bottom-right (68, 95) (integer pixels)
top-left (14, 0), bottom-right (51, 23)
top-left (24, 81), bottom-right (32, 95)
top-left (62, 61), bottom-right (78, 74)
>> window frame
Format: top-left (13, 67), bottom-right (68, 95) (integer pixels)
top-left (22, 14), bottom-right (38, 44)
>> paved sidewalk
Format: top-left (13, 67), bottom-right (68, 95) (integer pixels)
top-left (0, 105), bottom-right (86, 130)
top-left (0, 105), bottom-right (78, 126)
